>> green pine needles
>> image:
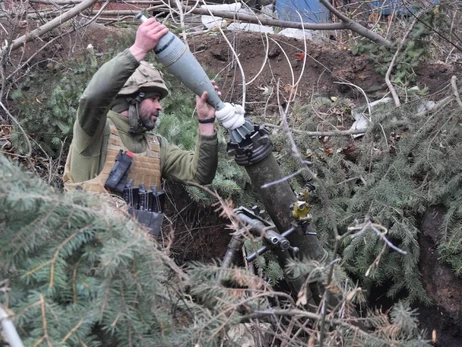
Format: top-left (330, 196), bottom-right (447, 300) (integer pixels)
top-left (0, 155), bottom-right (182, 346)
top-left (1, 154), bottom-right (432, 346)
top-left (268, 92), bottom-right (462, 304)
top-left (0, 154), bottom-right (259, 346)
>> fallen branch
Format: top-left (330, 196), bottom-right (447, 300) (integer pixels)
top-left (6, 0), bottom-right (392, 48)
top-left (68, 7), bottom-right (346, 30)
top-left (173, 4), bottom-right (389, 46)
top-left (451, 75), bottom-right (462, 110)
top-left (175, 5), bottom-right (393, 46)
top-left (318, 0), bottom-right (391, 46)
top-left (34, 3), bottom-right (392, 46)
top-left (263, 123), bottom-right (367, 137)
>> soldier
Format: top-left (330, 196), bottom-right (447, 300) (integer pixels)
top-left (63, 18), bottom-right (219, 237)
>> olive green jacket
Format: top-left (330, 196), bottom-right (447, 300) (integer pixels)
top-left (66, 49), bottom-right (218, 185)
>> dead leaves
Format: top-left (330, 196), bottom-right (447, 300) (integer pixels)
top-left (0, 124), bottom-right (13, 152)
top-left (295, 51), bottom-right (305, 61)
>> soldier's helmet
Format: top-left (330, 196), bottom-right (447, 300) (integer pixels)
top-left (118, 61), bottom-right (169, 99)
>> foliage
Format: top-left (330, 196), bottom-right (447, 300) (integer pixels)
top-left (351, 11), bottom-right (443, 89)
top-left (0, 154), bottom-right (180, 345)
top-left (244, 239), bottom-right (285, 285)
top-left (0, 154), bottom-right (264, 346)
top-left (10, 55), bottom-right (100, 157)
top-left (263, 91), bottom-right (462, 304)
top-left (1, 154), bottom-right (433, 346)
top-left (2, 9), bottom-right (458, 344)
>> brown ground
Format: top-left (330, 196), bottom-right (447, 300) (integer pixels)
top-left (2, 18), bottom-right (461, 345)
top-left (418, 206), bottom-right (462, 346)
top-left (187, 31), bottom-right (455, 115)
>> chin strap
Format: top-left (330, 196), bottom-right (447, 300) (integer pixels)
top-left (128, 92), bottom-right (147, 134)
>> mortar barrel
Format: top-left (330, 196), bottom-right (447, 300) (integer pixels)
top-left (244, 152), bottom-right (326, 263)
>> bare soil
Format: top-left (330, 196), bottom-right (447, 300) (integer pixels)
top-left (187, 31), bottom-right (455, 115)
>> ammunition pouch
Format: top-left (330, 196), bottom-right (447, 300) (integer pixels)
top-left (129, 209), bottom-right (164, 239)
top-left (104, 150), bottom-right (165, 238)
top-left (123, 181), bottom-right (166, 239)
top-left (104, 149), bottom-right (134, 193)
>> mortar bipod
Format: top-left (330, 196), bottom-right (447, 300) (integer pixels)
top-left (234, 206), bottom-right (300, 262)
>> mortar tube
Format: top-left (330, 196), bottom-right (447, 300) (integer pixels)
top-left (242, 153), bottom-right (330, 305)
top-left (244, 152), bottom-right (327, 263)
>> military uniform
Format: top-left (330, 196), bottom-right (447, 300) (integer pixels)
top-left (63, 49), bottom-right (218, 192)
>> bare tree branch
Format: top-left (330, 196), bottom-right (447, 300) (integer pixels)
top-left (13, 0), bottom-right (392, 47)
top-left (0, 0), bottom-right (100, 56)
top-left (318, 0), bottom-right (392, 46)
top-left (264, 123), bottom-right (367, 137)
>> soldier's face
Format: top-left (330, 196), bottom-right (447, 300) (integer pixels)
top-left (139, 96), bottom-right (162, 130)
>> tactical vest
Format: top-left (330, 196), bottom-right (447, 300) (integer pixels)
top-left (63, 122), bottom-right (162, 193)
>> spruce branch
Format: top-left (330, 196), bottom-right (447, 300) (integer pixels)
top-left (186, 180), bottom-right (239, 231)
top-left (49, 226), bottom-right (90, 287)
top-left (38, 294), bottom-right (52, 347)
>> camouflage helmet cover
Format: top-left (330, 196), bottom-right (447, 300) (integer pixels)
top-left (118, 61), bottom-right (169, 99)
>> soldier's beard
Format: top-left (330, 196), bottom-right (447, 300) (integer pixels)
top-left (139, 112), bottom-right (158, 131)
top-left (140, 117), bottom-right (156, 131)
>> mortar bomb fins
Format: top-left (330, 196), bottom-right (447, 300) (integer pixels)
top-left (229, 120), bottom-right (255, 144)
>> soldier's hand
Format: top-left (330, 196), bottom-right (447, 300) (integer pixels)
top-left (130, 18), bottom-right (169, 61)
top-left (196, 81), bottom-right (220, 136)
top-left (196, 81), bottom-right (221, 121)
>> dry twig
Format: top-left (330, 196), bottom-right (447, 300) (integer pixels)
top-left (385, 10), bottom-right (423, 107)
top-left (451, 75), bottom-right (462, 110)
top-left (0, 0), bottom-right (100, 57)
